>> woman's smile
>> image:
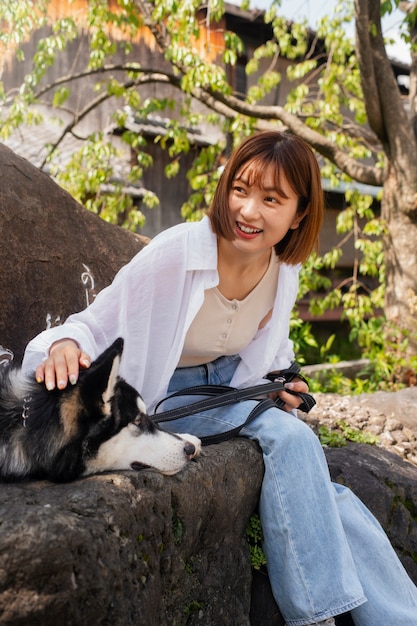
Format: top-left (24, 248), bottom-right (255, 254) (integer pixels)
top-left (236, 221), bottom-right (263, 238)
top-left (227, 162), bottom-right (303, 255)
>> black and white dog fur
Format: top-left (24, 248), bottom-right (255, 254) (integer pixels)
top-left (0, 338), bottom-right (201, 482)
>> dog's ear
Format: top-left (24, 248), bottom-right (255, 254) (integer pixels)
top-left (78, 338), bottom-right (124, 415)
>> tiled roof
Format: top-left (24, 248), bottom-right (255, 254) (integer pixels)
top-left (4, 108), bottom-right (215, 179)
top-left (4, 118), bottom-right (84, 173)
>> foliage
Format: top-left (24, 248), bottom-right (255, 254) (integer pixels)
top-left (246, 512), bottom-right (267, 571)
top-left (318, 421), bottom-right (380, 447)
top-left (0, 0), bottom-right (374, 204)
top-left (1, 0), bottom-right (416, 387)
top-left (51, 132), bottom-right (158, 229)
top-left (317, 425), bottom-right (348, 447)
top-left (294, 181), bottom-right (417, 391)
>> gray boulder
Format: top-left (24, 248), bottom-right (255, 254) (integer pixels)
top-left (1, 440), bottom-right (417, 626)
top-left (0, 439), bottom-right (264, 626)
top-left (0, 141), bottom-right (147, 364)
top-left (2, 142), bottom-right (417, 626)
top-left (251, 443), bottom-right (417, 626)
top-left (327, 442), bottom-right (417, 582)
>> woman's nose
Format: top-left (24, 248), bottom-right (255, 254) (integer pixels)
top-left (240, 197), bottom-right (260, 219)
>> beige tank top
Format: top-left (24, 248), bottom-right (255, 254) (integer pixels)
top-left (178, 252), bottom-right (279, 367)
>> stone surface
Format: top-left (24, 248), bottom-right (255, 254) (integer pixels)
top-left (0, 142), bottom-right (147, 364)
top-left (2, 142), bottom-right (417, 625)
top-left (251, 443), bottom-right (417, 626)
top-left (0, 439), bottom-right (264, 626)
top-left (1, 435), bottom-right (416, 626)
top-left (303, 387), bottom-right (417, 467)
top-left (327, 443), bottom-right (417, 582)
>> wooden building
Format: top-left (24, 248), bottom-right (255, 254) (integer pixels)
top-left (1, 0), bottom-right (410, 348)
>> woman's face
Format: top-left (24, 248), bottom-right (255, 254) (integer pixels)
top-left (227, 161), bottom-right (304, 255)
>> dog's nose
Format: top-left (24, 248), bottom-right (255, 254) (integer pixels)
top-left (184, 442), bottom-right (196, 458)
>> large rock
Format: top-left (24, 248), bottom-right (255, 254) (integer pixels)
top-left (2, 440), bottom-right (417, 626)
top-left (0, 143), bottom-right (265, 625)
top-left (251, 443), bottom-right (417, 626)
top-left (2, 144), bottom-right (417, 625)
top-left (0, 439), bottom-right (264, 626)
top-left (327, 442), bottom-right (417, 582)
top-left (0, 142), bottom-right (147, 364)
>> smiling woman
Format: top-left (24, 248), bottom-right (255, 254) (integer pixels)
top-left (228, 163), bottom-right (302, 249)
top-left (23, 131), bottom-right (417, 626)
top-left (208, 131), bottom-right (323, 265)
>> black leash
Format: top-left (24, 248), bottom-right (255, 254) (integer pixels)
top-left (152, 363), bottom-right (316, 446)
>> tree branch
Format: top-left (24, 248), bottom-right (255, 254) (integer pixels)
top-left (25, 1), bottom-right (384, 188)
top-left (354, 0), bottom-right (416, 174)
top-left (133, 0), bottom-right (384, 186)
top-left (187, 85), bottom-right (385, 186)
top-left (39, 72), bottom-right (176, 168)
top-left (28, 60), bottom-right (383, 185)
top-left (21, 64), bottom-right (180, 104)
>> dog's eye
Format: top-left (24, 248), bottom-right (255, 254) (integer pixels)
top-left (130, 461), bottom-right (151, 471)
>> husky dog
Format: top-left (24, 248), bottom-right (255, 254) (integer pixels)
top-left (0, 338), bottom-right (201, 482)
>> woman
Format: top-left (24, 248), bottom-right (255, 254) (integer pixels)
top-left (23, 131), bottom-right (417, 625)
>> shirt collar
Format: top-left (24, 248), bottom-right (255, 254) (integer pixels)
top-left (186, 215), bottom-right (218, 271)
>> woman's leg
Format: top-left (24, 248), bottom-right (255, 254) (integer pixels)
top-left (334, 483), bottom-right (417, 626)
top-left (248, 409), bottom-right (365, 625)
top-left (161, 357), bottom-right (417, 626)
top-left (248, 410), bottom-right (417, 625)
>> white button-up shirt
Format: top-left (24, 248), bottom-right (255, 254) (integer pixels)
top-left (23, 216), bottom-right (299, 412)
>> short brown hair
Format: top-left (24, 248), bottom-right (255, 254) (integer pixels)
top-left (208, 131), bottom-right (324, 264)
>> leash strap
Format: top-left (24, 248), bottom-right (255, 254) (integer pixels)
top-left (197, 398), bottom-right (277, 446)
top-left (152, 362), bottom-right (316, 446)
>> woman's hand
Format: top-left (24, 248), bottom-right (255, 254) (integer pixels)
top-left (268, 377), bottom-right (310, 413)
top-left (35, 339), bottom-right (91, 391)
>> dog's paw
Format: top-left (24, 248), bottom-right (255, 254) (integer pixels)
top-left (180, 434), bottom-right (202, 459)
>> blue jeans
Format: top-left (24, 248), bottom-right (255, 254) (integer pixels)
top-left (159, 355), bottom-right (417, 626)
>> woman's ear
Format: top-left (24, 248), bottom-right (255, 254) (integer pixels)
top-left (290, 208), bottom-right (308, 230)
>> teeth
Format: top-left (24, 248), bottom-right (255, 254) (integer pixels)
top-left (238, 222), bottom-right (261, 234)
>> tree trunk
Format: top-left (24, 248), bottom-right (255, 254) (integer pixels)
top-left (382, 172), bottom-right (417, 352)
top-left (353, 0), bottom-right (417, 351)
